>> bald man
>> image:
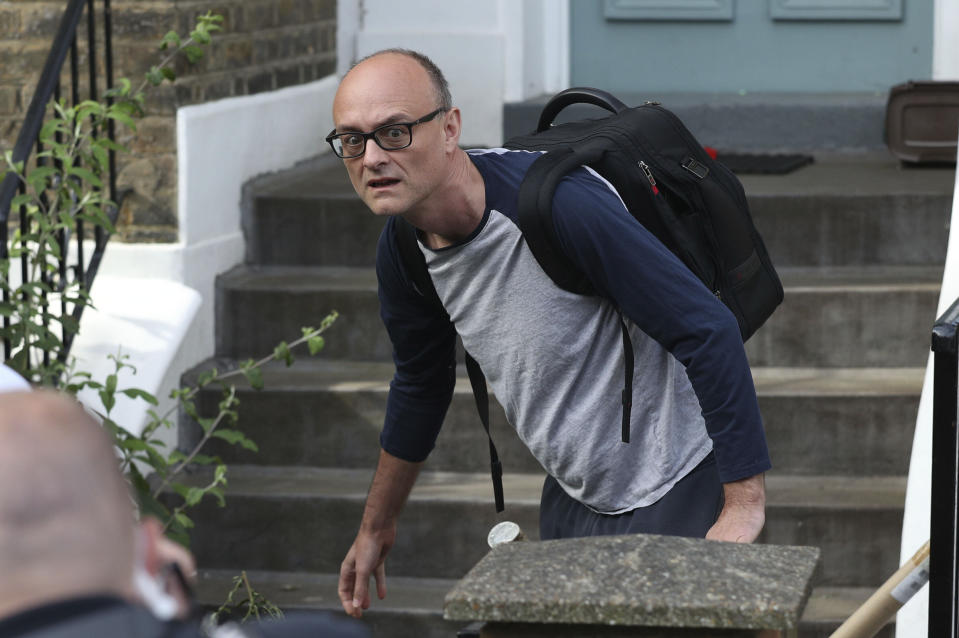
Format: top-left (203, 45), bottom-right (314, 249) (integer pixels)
top-left (331, 49), bottom-right (770, 619)
top-left (0, 391), bottom-right (367, 638)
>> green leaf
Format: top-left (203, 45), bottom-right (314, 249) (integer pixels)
top-left (191, 28), bottom-right (211, 45)
top-left (10, 193), bottom-right (33, 209)
top-left (106, 109), bottom-right (137, 132)
top-left (243, 366), bottom-right (264, 391)
top-left (146, 66), bottom-right (164, 87)
top-left (187, 453), bottom-right (220, 466)
top-left (120, 388), bottom-right (159, 405)
top-left (208, 486), bottom-right (226, 508)
top-left (174, 511), bottom-right (194, 529)
top-left (91, 144), bottom-right (109, 172)
top-left (184, 486), bottom-right (205, 507)
top-left (211, 429), bottom-right (259, 452)
top-left (121, 438), bottom-right (149, 452)
top-left (161, 67), bottom-right (176, 82)
top-left (183, 44), bottom-right (205, 64)
top-left (99, 389), bottom-right (116, 413)
top-left (95, 137), bottom-right (128, 153)
top-left (67, 166), bottom-right (103, 188)
top-left (160, 30), bottom-right (182, 51)
top-left (308, 336), bottom-right (325, 355)
top-left (273, 341), bottom-right (293, 366)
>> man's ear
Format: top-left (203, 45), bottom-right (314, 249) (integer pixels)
top-left (443, 107), bottom-right (462, 152)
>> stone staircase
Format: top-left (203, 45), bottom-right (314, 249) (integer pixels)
top-left (179, 134), bottom-right (955, 636)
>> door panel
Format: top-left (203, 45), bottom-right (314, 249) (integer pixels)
top-left (571, 0), bottom-right (932, 93)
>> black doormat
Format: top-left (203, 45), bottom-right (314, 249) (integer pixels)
top-left (715, 153), bottom-right (814, 175)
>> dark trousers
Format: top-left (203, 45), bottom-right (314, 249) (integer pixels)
top-left (539, 452), bottom-right (724, 540)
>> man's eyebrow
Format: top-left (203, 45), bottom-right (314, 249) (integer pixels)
top-left (336, 112), bottom-right (411, 133)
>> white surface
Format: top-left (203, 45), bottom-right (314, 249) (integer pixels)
top-left (0, 363), bottom-right (30, 393)
top-left (934, 0), bottom-right (959, 80)
top-left (86, 77), bottom-right (339, 440)
top-left (344, 0), bottom-right (569, 147)
top-left (70, 276), bottom-right (200, 435)
top-left (897, 139), bottom-right (959, 637)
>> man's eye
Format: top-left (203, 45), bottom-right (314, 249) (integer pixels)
top-left (384, 127), bottom-right (405, 139)
top-left (343, 134), bottom-right (364, 146)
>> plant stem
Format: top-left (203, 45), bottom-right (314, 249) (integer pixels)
top-left (151, 386), bottom-right (235, 499)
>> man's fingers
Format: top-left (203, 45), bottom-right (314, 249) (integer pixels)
top-left (338, 561), bottom-right (360, 617)
top-left (375, 561), bottom-right (387, 599)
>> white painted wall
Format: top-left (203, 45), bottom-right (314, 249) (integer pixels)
top-left (338, 0), bottom-right (569, 147)
top-left (91, 78), bottom-right (338, 434)
top-left (933, 0), bottom-right (959, 80)
top-left (897, 4), bottom-right (959, 635)
top-left (896, 139), bottom-right (959, 638)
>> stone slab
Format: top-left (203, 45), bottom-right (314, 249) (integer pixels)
top-left (444, 534), bottom-right (819, 631)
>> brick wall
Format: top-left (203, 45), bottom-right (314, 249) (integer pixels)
top-left (1, 0), bottom-right (337, 242)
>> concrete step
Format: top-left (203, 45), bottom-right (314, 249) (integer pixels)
top-left (194, 570), bottom-right (892, 638)
top-left (195, 570), bottom-right (461, 638)
top-left (740, 155), bottom-right (952, 269)
top-left (213, 265), bottom-right (389, 361)
top-left (180, 359), bottom-right (921, 478)
top-left (243, 155), bottom-right (385, 268)
top-left (746, 266), bottom-right (940, 367)
top-left (504, 93), bottom-right (890, 154)
top-left (214, 264), bottom-right (939, 366)
top-left (244, 154), bottom-right (952, 270)
top-left (180, 466), bottom-right (904, 588)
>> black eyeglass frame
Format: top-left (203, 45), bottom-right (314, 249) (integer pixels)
top-left (325, 108), bottom-right (449, 159)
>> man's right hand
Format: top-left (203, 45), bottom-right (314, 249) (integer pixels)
top-left (339, 527), bottom-right (395, 618)
top-left (337, 449), bottom-right (422, 618)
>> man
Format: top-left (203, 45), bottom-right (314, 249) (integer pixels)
top-left (332, 49), bottom-right (770, 619)
top-left (0, 390), bottom-right (367, 638)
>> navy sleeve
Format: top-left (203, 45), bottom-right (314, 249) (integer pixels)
top-left (376, 218), bottom-right (457, 462)
top-left (550, 169), bottom-right (771, 483)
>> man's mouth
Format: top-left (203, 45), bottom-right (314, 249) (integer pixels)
top-left (368, 178), bottom-right (400, 189)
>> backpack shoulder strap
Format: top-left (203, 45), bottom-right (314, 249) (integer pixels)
top-left (391, 215), bottom-right (506, 513)
top-left (516, 147), bottom-right (598, 296)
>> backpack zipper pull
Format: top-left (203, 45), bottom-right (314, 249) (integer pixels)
top-left (638, 161), bottom-right (659, 195)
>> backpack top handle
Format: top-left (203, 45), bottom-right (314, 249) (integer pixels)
top-left (536, 87), bottom-right (629, 132)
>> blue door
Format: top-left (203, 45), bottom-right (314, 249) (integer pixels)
top-left (570, 0), bottom-right (934, 93)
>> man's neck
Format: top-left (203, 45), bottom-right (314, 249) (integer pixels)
top-left (403, 149), bottom-right (485, 250)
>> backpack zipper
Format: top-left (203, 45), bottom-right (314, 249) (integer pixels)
top-left (638, 160), bottom-right (659, 195)
top-left (640, 160), bottom-right (724, 300)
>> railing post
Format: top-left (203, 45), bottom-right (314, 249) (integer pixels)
top-left (930, 298), bottom-right (959, 638)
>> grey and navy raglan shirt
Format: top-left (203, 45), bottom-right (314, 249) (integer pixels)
top-left (375, 148), bottom-right (771, 515)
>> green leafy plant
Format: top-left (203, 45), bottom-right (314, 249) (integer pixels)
top-left (0, 11), bottom-right (224, 385)
top-left (209, 570), bottom-right (285, 626)
top-left (2, 10), bottom-right (331, 620)
top-left (63, 315), bottom-right (338, 546)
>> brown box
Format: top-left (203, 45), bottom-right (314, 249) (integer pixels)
top-left (885, 80), bottom-right (959, 164)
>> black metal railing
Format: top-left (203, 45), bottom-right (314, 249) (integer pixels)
top-left (931, 297), bottom-right (959, 638)
top-left (0, 0), bottom-right (118, 372)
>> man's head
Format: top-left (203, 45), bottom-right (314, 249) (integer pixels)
top-left (331, 49), bottom-right (461, 217)
top-left (0, 391), bottom-right (137, 617)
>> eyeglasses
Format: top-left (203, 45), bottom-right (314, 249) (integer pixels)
top-left (325, 108), bottom-right (448, 159)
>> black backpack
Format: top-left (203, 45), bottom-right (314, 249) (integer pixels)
top-left (394, 87), bottom-right (783, 512)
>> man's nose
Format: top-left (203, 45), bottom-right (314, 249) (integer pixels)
top-left (363, 140), bottom-right (390, 168)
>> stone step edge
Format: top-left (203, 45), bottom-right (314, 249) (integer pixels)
top-left (218, 263), bottom-right (944, 292)
top-left (193, 569), bottom-right (891, 630)
top-left (183, 357), bottom-right (925, 398)
top-left (181, 465), bottom-right (906, 510)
